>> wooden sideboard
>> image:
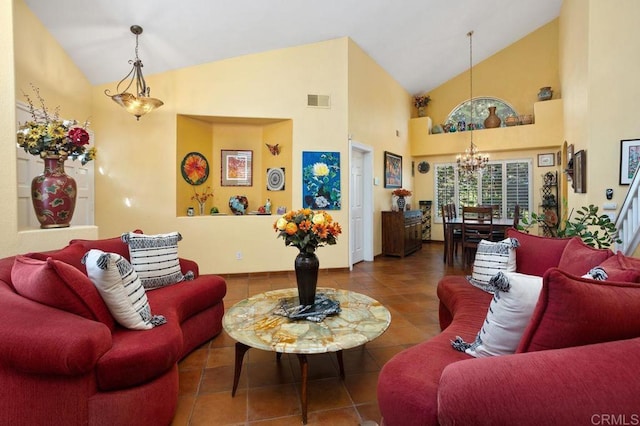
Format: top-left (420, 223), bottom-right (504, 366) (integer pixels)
top-left (381, 210), bottom-right (422, 257)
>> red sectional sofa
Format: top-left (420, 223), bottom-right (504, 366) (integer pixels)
top-left (378, 228), bottom-right (640, 426)
top-left (0, 234), bottom-right (226, 426)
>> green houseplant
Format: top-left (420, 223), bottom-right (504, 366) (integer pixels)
top-left (518, 204), bottom-right (621, 249)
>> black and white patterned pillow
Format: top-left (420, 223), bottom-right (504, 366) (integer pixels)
top-left (122, 232), bottom-right (189, 290)
top-left (83, 249), bottom-right (166, 330)
top-left (453, 271), bottom-right (542, 357)
top-left (467, 238), bottom-right (519, 293)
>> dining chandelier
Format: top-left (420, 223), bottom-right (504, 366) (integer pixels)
top-left (456, 30), bottom-right (489, 175)
top-left (104, 25), bottom-right (163, 120)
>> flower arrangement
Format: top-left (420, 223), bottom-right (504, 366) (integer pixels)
top-left (191, 186), bottom-right (213, 204)
top-left (16, 85), bottom-right (96, 165)
top-left (274, 208), bottom-right (342, 253)
top-left (392, 188), bottom-right (412, 197)
top-left (413, 95), bottom-right (431, 108)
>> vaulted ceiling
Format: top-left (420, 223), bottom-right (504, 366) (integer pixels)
top-left (24, 0), bottom-right (562, 95)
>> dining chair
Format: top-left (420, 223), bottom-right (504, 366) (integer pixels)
top-left (441, 204), bottom-right (450, 263)
top-left (512, 204), bottom-right (521, 228)
top-left (461, 206), bottom-right (494, 267)
top-left (447, 203), bottom-right (462, 260)
top-left (441, 203), bottom-right (461, 264)
top-left (481, 204), bottom-right (504, 241)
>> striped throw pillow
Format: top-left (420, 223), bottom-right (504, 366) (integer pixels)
top-left (83, 249), bottom-right (166, 330)
top-left (468, 238), bottom-right (519, 293)
top-left (122, 231), bottom-right (186, 290)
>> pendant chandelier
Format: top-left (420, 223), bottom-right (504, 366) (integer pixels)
top-left (104, 25), bottom-right (163, 120)
top-left (456, 30), bottom-right (489, 175)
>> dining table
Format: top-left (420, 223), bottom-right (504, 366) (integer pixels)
top-left (444, 217), bottom-right (515, 266)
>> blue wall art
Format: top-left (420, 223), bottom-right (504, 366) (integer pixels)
top-left (302, 151), bottom-right (341, 210)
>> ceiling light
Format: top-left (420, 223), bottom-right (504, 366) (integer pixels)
top-left (456, 30), bottom-right (489, 175)
top-left (104, 25), bottom-right (163, 120)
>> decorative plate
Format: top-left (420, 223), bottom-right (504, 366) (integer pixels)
top-left (267, 167), bottom-right (285, 191)
top-left (418, 161), bottom-right (430, 174)
top-left (181, 152), bottom-right (209, 185)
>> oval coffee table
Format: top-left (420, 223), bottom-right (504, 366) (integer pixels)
top-left (223, 287), bottom-right (391, 424)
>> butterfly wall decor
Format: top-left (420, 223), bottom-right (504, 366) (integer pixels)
top-left (266, 143), bottom-right (281, 156)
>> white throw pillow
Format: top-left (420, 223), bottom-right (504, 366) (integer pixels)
top-left (468, 238), bottom-right (518, 293)
top-left (455, 271), bottom-right (542, 357)
top-left (83, 249), bottom-right (166, 330)
top-left (122, 231), bottom-right (186, 290)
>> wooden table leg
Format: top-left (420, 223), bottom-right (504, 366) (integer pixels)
top-left (296, 354), bottom-right (309, 424)
top-left (336, 350), bottom-right (345, 379)
top-left (232, 342), bottom-right (250, 397)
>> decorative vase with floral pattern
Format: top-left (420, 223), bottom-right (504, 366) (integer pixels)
top-left (31, 156), bottom-right (77, 228)
top-left (396, 196), bottom-right (406, 211)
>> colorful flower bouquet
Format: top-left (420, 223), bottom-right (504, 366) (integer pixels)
top-left (16, 85), bottom-right (96, 165)
top-left (274, 209), bottom-right (342, 254)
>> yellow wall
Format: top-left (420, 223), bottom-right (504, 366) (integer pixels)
top-left (1, 0), bottom-right (98, 259)
top-left (559, 0), bottom-right (640, 218)
top-left (176, 116), bottom-right (214, 215)
top-left (347, 39), bottom-right (414, 254)
top-left (425, 19), bottom-right (560, 125)
top-left (89, 38), bottom-right (353, 274)
top-left (262, 120), bottom-right (293, 212)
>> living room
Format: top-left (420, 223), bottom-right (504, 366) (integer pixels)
top-left (2, 0), bottom-right (640, 424)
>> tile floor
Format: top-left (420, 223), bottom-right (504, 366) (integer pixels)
top-left (172, 242), bottom-right (466, 425)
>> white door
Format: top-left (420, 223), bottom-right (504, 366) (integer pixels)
top-left (351, 150), bottom-right (365, 264)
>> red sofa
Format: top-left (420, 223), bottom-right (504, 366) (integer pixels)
top-left (378, 228), bottom-right (640, 425)
top-left (0, 234), bottom-right (226, 426)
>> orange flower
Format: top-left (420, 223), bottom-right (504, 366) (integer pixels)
top-left (299, 220), bottom-right (312, 231)
top-left (285, 222), bottom-right (298, 235)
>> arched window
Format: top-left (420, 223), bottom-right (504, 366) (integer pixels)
top-left (446, 97), bottom-right (517, 129)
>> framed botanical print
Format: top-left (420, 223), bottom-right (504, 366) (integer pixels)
top-left (384, 151), bottom-right (402, 188)
top-left (221, 150), bottom-right (253, 186)
top-left (302, 151), bottom-right (341, 210)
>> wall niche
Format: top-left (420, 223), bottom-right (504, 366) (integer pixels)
top-left (176, 115), bottom-right (293, 216)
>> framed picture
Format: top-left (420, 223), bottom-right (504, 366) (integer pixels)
top-left (221, 150), bottom-right (253, 186)
top-left (537, 153), bottom-right (555, 167)
top-left (302, 151), bottom-right (341, 210)
top-left (620, 139), bottom-right (640, 185)
top-left (384, 151), bottom-right (402, 188)
top-left (574, 149), bottom-right (586, 193)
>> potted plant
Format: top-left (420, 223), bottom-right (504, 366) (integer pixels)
top-left (518, 204), bottom-right (621, 249)
top-left (413, 95), bottom-right (431, 117)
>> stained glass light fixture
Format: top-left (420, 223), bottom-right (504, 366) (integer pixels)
top-left (104, 25), bottom-right (163, 120)
top-left (456, 30), bottom-right (489, 175)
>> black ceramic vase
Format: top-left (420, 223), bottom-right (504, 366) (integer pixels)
top-left (294, 251), bottom-right (319, 306)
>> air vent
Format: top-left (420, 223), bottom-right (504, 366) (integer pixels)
top-left (307, 94), bottom-right (331, 108)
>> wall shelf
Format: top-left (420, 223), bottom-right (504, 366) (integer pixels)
top-left (409, 99), bottom-right (564, 157)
